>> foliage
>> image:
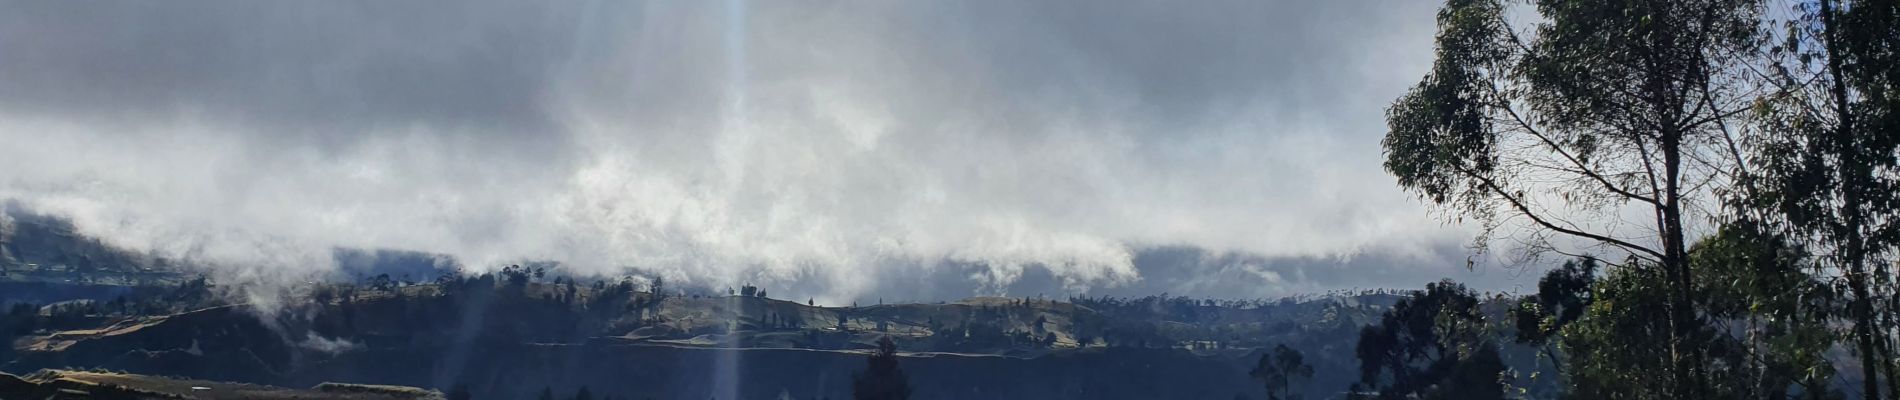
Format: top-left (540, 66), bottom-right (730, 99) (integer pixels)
top-left (1352, 280), bottom-right (1504, 400)
top-left (1743, 0), bottom-right (1900, 396)
top-left (1252, 344), bottom-right (1315, 400)
top-left (1511, 258), bottom-right (1596, 347)
top-left (1552, 227), bottom-right (1839, 399)
top-left (853, 336), bottom-right (912, 400)
top-left (1386, 0), bottom-right (1773, 397)
top-left (1558, 264), bottom-right (1703, 399)
top-left (1692, 225), bottom-right (1839, 399)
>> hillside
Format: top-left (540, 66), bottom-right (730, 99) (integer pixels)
top-left (0, 369), bottom-right (442, 399)
top-left (0, 275), bottom-right (1424, 399)
top-left (0, 210), bottom-right (1487, 399)
top-left (0, 203), bottom-right (183, 286)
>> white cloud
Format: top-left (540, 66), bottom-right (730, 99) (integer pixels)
top-left (0, 0), bottom-right (1476, 302)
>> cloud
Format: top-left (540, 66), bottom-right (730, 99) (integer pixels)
top-left (0, 0), bottom-right (1482, 302)
top-left (299, 334), bottom-right (363, 355)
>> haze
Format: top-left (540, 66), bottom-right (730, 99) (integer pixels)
top-left (0, 0), bottom-right (1503, 303)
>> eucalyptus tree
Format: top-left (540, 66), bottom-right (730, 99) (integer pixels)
top-left (1510, 258), bottom-right (1597, 372)
top-left (1382, 0), bottom-right (1769, 397)
top-left (1252, 344), bottom-right (1315, 400)
top-left (1689, 224), bottom-right (1838, 399)
top-left (1746, 0), bottom-right (1900, 396)
top-left (853, 336), bottom-right (912, 400)
top-left (1539, 227), bottom-right (1839, 399)
top-left (1352, 280), bottom-right (1502, 400)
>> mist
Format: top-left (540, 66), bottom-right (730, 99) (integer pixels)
top-left (0, 0), bottom-right (1499, 303)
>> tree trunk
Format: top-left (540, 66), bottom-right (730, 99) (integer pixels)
top-left (1820, 0), bottom-right (1884, 397)
top-left (1642, 3), bottom-right (1705, 394)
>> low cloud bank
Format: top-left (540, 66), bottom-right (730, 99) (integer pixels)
top-left (0, 0), bottom-right (1483, 302)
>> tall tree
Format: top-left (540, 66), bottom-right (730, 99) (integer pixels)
top-left (853, 337), bottom-right (912, 400)
top-left (1510, 257), bottom-right (1598, 374)
top-left (1747, 0), bottom-right (1900, 396)
top-left (1690, 224), bottom-right (1838, 399)
top-left (1557, 226), bottom-right (1839, 399)
top-left (1383, 0), bottom-right (1767, 397)
top-left (1553, 262), bottom-right (1685, 399)
top-left (1353, 280), bottom-right (1503, 400)
top-left (1251, 344), bottom-right (1315, 400)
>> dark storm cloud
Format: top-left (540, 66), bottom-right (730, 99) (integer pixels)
top-left (0, 1), bottom-right (575, 154)
top-left (0, 0), bottom-right (1499, 302)
top-left (898, 0), bottom-right (1419, 125)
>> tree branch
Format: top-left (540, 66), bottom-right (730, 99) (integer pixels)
top-left (1457, 164), bottom-right (1668, 262)
top-left (1494, 97), bottom-right (1663, 206)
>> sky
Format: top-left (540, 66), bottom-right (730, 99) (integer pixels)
top-left (0, 0), bottom-right (1540, 303)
